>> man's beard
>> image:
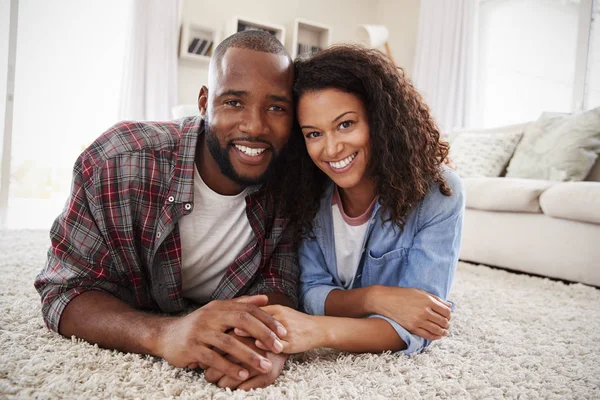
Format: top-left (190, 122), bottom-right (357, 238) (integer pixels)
top-left (204, 118), bottom-right (280, 186)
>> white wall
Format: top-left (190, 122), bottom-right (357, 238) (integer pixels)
top-left (376, 0), bottom-right (420, 78)
top-left (178, 0), bottom-right (421, 105)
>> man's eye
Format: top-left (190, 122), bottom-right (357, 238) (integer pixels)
top-left (306, 131), bottom-right (321, 139)
top-left (225, 100), bottom-right (242, 107)
top-left (339, 120), bottom-right (354, 129)
top-left (269, 105), bottom-right (285, 112)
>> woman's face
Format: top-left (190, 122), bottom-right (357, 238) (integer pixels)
top-left (297, 88), bottom-right (371, 191)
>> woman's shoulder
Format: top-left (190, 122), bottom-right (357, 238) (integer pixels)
top-left (420, 165), bottom-right (465, 216)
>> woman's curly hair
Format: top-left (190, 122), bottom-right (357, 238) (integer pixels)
top-left (275, 44), bottom-right (452, 242)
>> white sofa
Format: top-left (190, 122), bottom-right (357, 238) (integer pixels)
top-left (455, 124), bottom-right (600, 287)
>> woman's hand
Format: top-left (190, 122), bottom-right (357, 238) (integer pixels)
top-left (370, 286), bottom-right (452, 340)
top-left (235, 305), bottom-right (326, 354)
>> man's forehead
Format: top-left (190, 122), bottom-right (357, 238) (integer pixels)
top-left (211, 47), bottom-right (293, 88)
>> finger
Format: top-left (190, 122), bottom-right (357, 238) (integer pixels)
top-left (207, 331), bottom-right (274, 374)
top-left (233, 295), bottom-right (269, 307)
top-left (195, 347), bottom-right (250, 381)
top-left (204, 367), bottom-right (227, 383)
top-left (238, 374), bottom-right (274, 391)
top-left (188, 363), bottom-right (199, 369)
top-left (234, 328), bottom-right (252, 337)
top-left (225, 305), bottom-right (287, 352)
top-left (217, 375), bottom-right (244, 389)
top-left (414, 327), bottom-right (443, 341)
top-left (427, 309), bottom-right (450, 329)
top-left (432, 294), bottom-right (453, 308)
top-left (255, 339), bottom-right (269, 351)
top-left (422, 321), bottom-right (449, 338)
top-left (431, 300), bottom-right (452, 320)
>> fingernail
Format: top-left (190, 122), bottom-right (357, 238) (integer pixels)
top-left (276, 323), bottom-right (287, 337)
top-left (238, 369), bottom-right (249, 380)
top-left (274, 339), bottom-right (283, 352)
top-left (259, 358), bottom-right (272, 371)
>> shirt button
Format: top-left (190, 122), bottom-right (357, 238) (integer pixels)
top-left (184, 203), bottom-right (192, 211)
top-left (156, 232), bottom-right (161, 238)
top-left (167, 196), bottom-right (175, 203)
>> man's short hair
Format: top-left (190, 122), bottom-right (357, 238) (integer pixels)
top-left (211, 30), bottom-right (292, 67)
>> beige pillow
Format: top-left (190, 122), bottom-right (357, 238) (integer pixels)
top-left (506, 108), bottom-right (600, 181)
top-left (449, 131), bottom-right (523, 177)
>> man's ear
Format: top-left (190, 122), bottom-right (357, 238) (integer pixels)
top-left (198, 86), bottom-right (208, 119)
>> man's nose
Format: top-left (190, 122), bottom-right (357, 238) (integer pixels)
top-left (239, 107), bottom-right (267, 137)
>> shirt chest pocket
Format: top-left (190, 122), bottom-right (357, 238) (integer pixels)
top-left (361, 247), bottom-right (409, 287)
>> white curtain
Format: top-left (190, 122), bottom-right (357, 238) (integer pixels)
top-left (412, 0), bottom-right (478, 133)
top-left (120, 0), bottom-right (181, 121)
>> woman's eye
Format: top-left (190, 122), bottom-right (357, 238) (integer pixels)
top-left (269, 105), bottom-right (285, 112)
top-left (225, 100), bottom-right (242, 107)
top-left (306, 131), bottom-right (321, 139)
top-left (339, 120), bottom-right (354, 129)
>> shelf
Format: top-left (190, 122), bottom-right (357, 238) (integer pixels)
top-left (179, 21), bottom-right (220, 64)
top-left (291, 18), bottom-right (332, 59)
top-left (228, 16), bottom-right (286, 45)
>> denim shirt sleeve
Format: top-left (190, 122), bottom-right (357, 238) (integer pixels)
top-left (377, 168), bottom-right (465, 355)
top-left (298, 236), bottom-right (342, 315)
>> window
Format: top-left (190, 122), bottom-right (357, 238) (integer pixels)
top-left (585, 0), bottom-right (600, 107)
top-left (4, 0), bottom-right (131, 229)
top-left (475, 0), bottom-right (597, 128)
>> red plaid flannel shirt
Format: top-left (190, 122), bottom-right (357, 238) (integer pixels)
top-left (34, 117), bottom-right (299, 332)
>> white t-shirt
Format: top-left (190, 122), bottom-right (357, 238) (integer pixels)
top-left (179, 166), bottom-right (255, 304)
top-left (332, 187), bottom-right (377, 288)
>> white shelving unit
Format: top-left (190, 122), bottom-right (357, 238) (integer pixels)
top-left (291, 18), bottom-right (332, 59)
top-left (228, 16), bottom-right (286, 45)
top-left (179, 21), bottom-right (220, 64)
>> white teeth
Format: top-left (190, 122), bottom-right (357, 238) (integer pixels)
top-left (234, 144), bottom-right (267, 157)
top-left (328, 152), bottom-right (357, 169)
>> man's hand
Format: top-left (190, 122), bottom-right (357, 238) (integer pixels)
top-left (370, 286), bottom-right (452, 340)
top-left (155, 295), bottom-right (287, 381)
top-left (238, 305), bottom-right (325, 354)
top-left (204, 335), bottom-right (288, 390)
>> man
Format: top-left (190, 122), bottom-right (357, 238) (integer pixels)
top-left (35, 30), bottom-right (297, 391)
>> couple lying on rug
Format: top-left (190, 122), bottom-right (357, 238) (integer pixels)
top-left (34, 30), bottom-right (464, 391)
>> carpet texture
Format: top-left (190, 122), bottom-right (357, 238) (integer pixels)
top-left (1, 230), bottom-right (599, 399)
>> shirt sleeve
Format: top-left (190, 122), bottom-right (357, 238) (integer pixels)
top-left (381, 169), bottom-right (465, 354)
top-left (245, 216), bottom-right (300, 308)
top-left (298, 235), bottom-right (342, 315)
top-left (34, 154), bottom-right (126, 332)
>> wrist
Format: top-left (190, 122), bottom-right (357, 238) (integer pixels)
top-left (145, 315), bottom-right (176, 358)
top-left (365, 285), bottom-right (382, 315)
top-left (317, 316), bottom-right (338, 349)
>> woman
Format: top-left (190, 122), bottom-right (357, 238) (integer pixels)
top-left (245, 45), bottom-right (465, 355)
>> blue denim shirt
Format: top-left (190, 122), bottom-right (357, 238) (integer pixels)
top-left (299, 167), bottom-right (465, 355)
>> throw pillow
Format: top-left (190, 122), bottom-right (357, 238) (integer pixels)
top-left (449, 131), bottom-right (524, 178)
top-left (505, 108), bottom-right (600, 181)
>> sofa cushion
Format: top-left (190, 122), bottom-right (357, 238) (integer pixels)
top-left (506, 108), bottom-right (600, 181)
top-left (463, 177), bottom-right (556, 213)
top-left (449, 131), bottom-right (523, 178)
top-left (540, 182), bottom-right (600, 224)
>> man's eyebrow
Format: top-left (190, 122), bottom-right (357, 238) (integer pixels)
top-left (216, 89), bottom-right (248, 98)
top-left (268, 94), bottom-right (292, 104)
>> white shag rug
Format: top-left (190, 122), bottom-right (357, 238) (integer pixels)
top-left (1, 230), bottom-right (599, 400)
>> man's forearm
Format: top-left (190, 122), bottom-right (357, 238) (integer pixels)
top-left (324, 286), bottom-right (378, 317)
top-left (317, 315), bottom-right (406, 353)
top-left (58, 290), bottom-right (172, 357)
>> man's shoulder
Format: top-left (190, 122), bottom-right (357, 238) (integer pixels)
top-left (81, 117), bottom-right (200, 168)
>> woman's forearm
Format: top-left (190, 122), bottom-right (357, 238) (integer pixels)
top-left (324, 286), bottom-right (380, 317)
top-left (316, 315), bottom-right (406, 353)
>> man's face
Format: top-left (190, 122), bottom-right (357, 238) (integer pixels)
top-left (199, 48), bottom-right (294, 186)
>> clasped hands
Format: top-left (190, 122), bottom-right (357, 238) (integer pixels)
top-left (157, 287), bottom-right (451, 390)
